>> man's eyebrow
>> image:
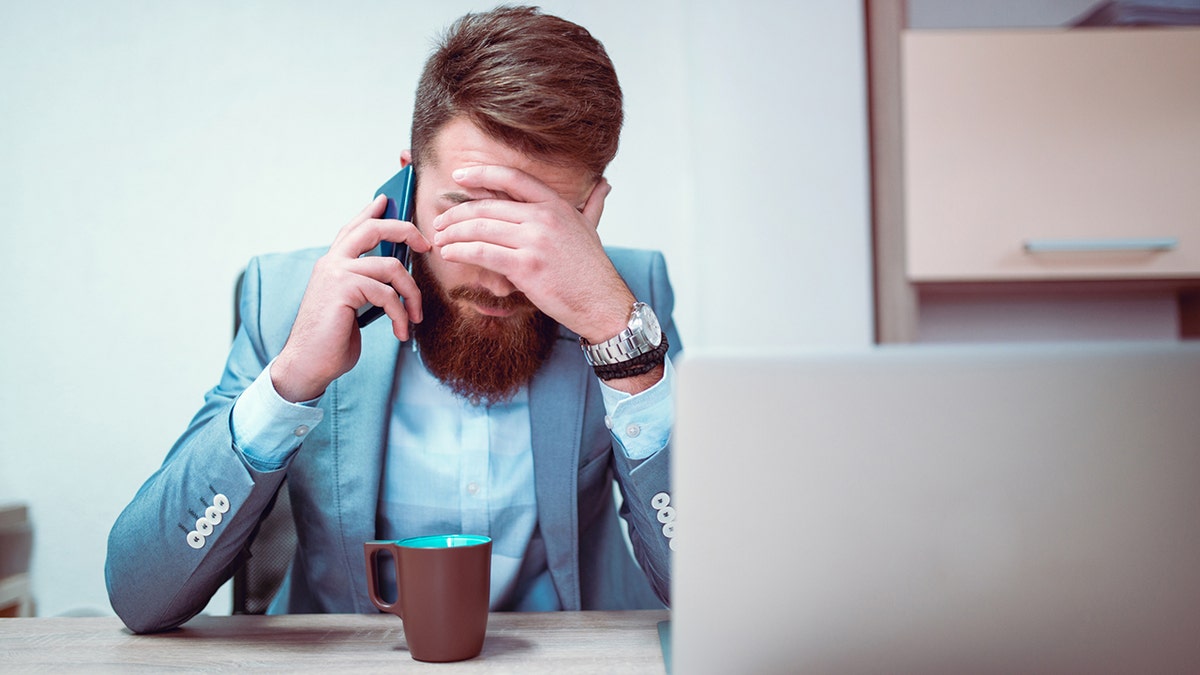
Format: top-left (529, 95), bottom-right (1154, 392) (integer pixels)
top-left (441, 191), bottom-right (475, 205)
top-left (440, 189), bottom-right (516, 205)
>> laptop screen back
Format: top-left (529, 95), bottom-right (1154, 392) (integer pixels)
top-left (672, 342), bottom-right (1200, 674)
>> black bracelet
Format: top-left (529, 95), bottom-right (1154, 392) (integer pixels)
top-left (591, 334), bottom-right (669, 381)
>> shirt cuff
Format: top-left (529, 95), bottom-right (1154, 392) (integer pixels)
top-left (231, 360), bottom-right (325, 472)
top-left (599, 356), bottom-right (675, 461)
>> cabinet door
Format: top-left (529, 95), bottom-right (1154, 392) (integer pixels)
top-left (903, 28), bottom-right (1200, 282)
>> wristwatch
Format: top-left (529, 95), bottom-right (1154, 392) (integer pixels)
top-left (580, 302), bottom-right (669, 380)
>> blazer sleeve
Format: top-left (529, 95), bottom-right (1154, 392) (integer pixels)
top-left (105, 253), bottom-right (306, 633)
top-left (607, 249), bottom-right (681, 604)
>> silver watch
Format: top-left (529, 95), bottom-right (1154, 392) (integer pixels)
top-left (580, 302), bottom-right (663, 366)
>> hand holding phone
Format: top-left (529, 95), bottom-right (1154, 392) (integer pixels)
top-left (271, 168), bottom-right (424, 403)
top-left (356, 166), bottom-right (416, 327)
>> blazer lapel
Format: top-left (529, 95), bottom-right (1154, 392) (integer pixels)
top-left (326, 324), bottom-right (402, 611)
top-left (529, 330), bottom-right (589, 610)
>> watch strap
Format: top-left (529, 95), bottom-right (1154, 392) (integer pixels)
top-left (580, 302), bottom-right (662, 367)
top-left (591, 333), bottom-right (669, 381)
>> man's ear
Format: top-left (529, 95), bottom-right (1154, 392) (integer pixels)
top-left (400, 150), bottom-right (413, 169)
top-left (581, 176), bottom-right (611, 229)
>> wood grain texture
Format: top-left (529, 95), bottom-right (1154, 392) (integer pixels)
top-left (0, 610), bottom-right (669, 673)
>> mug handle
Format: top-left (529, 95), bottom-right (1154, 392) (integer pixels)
top-left (364, 541), bottom-right (402, 617)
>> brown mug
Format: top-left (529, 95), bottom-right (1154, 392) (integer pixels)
top-left (364, 535), bottom-right (492, 662)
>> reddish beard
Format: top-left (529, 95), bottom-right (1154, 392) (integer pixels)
top-left (410, 252), bottom-right (558, 406)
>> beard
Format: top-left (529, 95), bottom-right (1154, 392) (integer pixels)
top-left (409, 252), bottom-right (559, 406)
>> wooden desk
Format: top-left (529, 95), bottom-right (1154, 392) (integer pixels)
top-left (0, 610), bottom-right (669, 673)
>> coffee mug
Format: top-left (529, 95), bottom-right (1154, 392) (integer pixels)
top-left (364, 535), bottom-right (492, 662)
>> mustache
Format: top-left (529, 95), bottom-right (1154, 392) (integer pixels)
top-left (447, 285), bottom-right (536, 313)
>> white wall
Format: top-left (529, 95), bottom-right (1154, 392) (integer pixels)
top-left (0, 1), bottom-right (871, 617)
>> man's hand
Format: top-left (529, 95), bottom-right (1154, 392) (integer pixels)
top-left (272, 194), bottom-right (432, 403)
top-left (430, 165), bottom-right (635, 345)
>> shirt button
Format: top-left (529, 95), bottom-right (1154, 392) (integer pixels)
top-left (604, 415), bottom-right (614, 430)
top-left (466, 482), bottom-right (479, 496)
top-left (625, 424), bottom-right (641, 438)
top-left (294, 425), bottom-right (310, 437)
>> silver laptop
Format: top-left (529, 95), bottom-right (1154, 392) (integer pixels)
top-left (672, 342), bottom-right (1200, 674)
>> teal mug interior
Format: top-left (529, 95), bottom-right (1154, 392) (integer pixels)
top-left (396, 534), bottom-right (491, 549)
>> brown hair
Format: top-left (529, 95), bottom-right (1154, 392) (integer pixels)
top-left (411, 6), bottom-right (623, 178)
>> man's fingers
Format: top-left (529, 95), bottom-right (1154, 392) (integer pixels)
top-left (356, 281), bottom-right (416, 341)
top-left (433, 216), bottom-right (530, 251)
top-left (449, 164), bottom-right (558, 205)
top-left (330, 193), bottom-right (434, 259)
top-left (438, 240), bottom-right (526, 279)
top-left (433, 198), bottom-right (528, 232)
top-left (330, 194), bottom-right (388, 250)
top-left (330, 215), bottom-right (432, 260)
top-left (346, 256), bottom-right (424, 325)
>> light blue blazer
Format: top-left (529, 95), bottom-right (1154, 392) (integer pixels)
top-left (106, 246), bottom-right (680, 633)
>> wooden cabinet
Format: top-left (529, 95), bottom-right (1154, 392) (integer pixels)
top-left (902, 28), bottom-right (1200, 282)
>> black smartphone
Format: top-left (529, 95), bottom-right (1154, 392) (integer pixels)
top-left (356, 165), bottom-right (416, 327)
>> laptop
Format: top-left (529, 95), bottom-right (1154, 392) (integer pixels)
top-left (671, 341), bottom-right (1200, 674)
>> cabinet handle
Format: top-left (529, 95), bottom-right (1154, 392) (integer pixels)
top-left (1023, 237), bottom-right (1178, 253)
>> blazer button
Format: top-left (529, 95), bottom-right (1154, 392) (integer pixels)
top-left (213, 494), bottom-right (230, 513)
top-left (187, 531), bottom-right (205, 549)
top-left (205, 505), bottom-right (223, 525)
top-left (195, 517), bottom-right (214, 536)
top-left (656, 506), bottom-right (676, 524)
top-left (651, 492), bottom-right (670, 510)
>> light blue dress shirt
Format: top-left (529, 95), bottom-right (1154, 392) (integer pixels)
top-left (230, 348), bottom-right (674, 611)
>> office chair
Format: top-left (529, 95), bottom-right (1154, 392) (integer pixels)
top-left (230, 269), bottom-right (299, 615)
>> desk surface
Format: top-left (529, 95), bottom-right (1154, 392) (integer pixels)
top-left (0, 610), bottom-right (669, 673)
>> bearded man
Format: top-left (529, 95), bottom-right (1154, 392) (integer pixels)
top-left (106, 5), bottom-right (680, 634)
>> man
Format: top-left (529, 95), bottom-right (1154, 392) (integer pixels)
top-left (106, 6), bottom-right (680, 634)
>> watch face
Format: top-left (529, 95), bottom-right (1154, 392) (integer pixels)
top-left (634, 303), bottom-right (662, 347)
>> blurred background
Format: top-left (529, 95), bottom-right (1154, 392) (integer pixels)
top-left (7, 0), bottom-right (1194, 620)
top-left (0, 1), bottom-right (871, 617)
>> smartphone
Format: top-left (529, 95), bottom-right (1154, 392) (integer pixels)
top-left (356, 165), bottom-right (416, 327)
